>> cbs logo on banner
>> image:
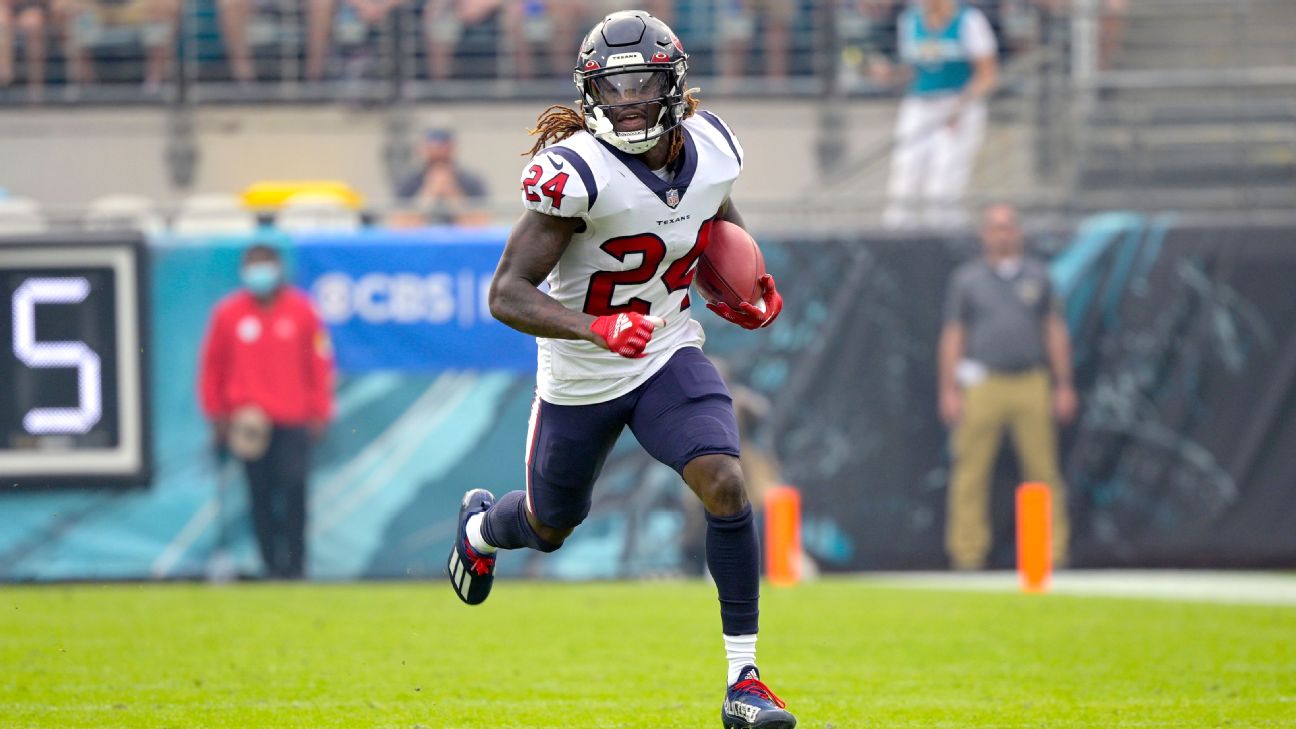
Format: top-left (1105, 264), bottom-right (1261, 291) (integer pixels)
top-left (310, 271), bottom-right (493, 327)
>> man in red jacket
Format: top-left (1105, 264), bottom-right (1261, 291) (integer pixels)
top-left (198, 244), bottom-right (335, 579)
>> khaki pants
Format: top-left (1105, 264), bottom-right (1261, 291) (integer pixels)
top-left (947, 368), bottom-right (1070, 569)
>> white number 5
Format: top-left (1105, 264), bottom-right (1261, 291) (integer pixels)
top-left (11, 277), bottom-right (103, 435)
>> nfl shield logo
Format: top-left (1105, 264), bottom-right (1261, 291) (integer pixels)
top-left (666, 188), bottom-right (680, 208)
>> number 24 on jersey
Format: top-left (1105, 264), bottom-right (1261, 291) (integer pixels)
top-left (523, 165), bottom-right (569, 209)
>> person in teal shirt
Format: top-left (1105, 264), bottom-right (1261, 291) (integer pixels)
top-left (880, 0), bottom-right (998, 229)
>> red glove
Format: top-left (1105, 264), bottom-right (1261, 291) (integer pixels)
top-left (706, 274), bottom-right (783, 330)
top-left (590, 312), bottom-right (666, 358)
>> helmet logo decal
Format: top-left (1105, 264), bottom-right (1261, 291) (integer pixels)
top-left (651, 51), bottom-right (670, 62)
top-left (585, 60), bottom-right (600, 70)
top-left (606, 52), bottom-right (646, 66)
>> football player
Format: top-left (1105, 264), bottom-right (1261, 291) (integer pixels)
top-left (445, 10), bottom-right (793, 729)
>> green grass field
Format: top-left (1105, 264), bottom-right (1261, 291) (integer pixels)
top-left (2, 578), bottom-right (1293, 728)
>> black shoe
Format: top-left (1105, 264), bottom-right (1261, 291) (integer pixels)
top-left (722, 665), bottom-right (796, 728)
top-left (447, 488), bottom-right (496, 605)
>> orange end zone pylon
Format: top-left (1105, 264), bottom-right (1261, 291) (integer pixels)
top-left (1016, 482), bottom-right (1052, 593)
top-left (765, 485), bottom-right (802, 587)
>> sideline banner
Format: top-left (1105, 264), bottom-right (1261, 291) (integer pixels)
top-left (4, 220), bottom-right (1295, 582)
top-left (292, 228), bottom-right (535, 372)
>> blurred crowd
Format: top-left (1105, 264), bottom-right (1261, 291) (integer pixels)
top-left (1, 0), bottom-right (182, 101)
top-left (0, 1), bottom-right (1137, 234)
top-left (0, 0), bottom-right (1121, 103)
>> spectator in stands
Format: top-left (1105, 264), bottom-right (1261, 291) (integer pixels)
top-left (716, 0), bottom-right (797, 83)
top-left (422, 0), bottom-right (499, 80)
top-left (938, 203), bottom-right (1074, 571)
top-left (877, 0), bottom-right (998, 229)
top-left (489, 1), bottom-right (671, 80)
top-left (216, 0), bottom-right (337, 83)
top-left (834, 1), bottom-right (903, 89)
top-left (500, 0), bottom-right (584, 80)
top-left (64, 0), bottom-right (180, 92)
top-left (1024, 0), bottom-right (1125, 69)
top-left (0, 0), bottom-right (61, 102)
top-left (199, 244), bottom-right (335, 580)
top-left (1097, 0), bottom-right (1127, 70)
top-left (334, 0), bottom-right (410, 81)
top-left (978, 0), bottom-right (1052, 54)
top-left (392, 126), bottom-right (489, 227)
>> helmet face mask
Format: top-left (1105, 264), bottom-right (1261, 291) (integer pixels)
top-left (588, 70), bottom-right (670, 109)
top-left (574, 11), bottom-right (689, 155)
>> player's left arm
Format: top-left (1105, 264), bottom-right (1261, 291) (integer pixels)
top-left (716, 197), bottom-right (746, 228)
top-left (707, 198), bottom-right (783, 330)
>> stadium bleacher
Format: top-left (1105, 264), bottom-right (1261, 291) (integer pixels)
top-left (1, 1), bottom-right (1288, 230)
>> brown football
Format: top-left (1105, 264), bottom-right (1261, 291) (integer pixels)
top-left (695, 220), bottom-right (766, 309)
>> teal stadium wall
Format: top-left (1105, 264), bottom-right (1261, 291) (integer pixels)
top-left (3, 217), bottom-right (1295, 581)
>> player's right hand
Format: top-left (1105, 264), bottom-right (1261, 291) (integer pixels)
top-left (589, 312), bottom-right (665, 359)
top-left (707, 274), bottom-right (783, 330)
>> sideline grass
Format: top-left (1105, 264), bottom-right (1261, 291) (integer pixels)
top-left (2, 578), bottom-right (1293, 728)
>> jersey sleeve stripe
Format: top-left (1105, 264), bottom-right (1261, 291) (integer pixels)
top-left (547, 146), bottom-right (599, 211)
top-left (697, 110), bottom-right (742, 166)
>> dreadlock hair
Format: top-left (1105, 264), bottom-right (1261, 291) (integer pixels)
top-left (524, 92), bottom-right (702, 164)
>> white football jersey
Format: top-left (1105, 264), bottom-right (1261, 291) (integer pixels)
top-left (519, 111), bottom-right (745, 405)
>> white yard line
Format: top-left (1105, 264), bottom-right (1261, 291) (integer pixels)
top-left (863, 570), bottom-right (1296, 606)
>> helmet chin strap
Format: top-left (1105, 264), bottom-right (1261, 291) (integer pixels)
top-left (586, 105), bottom-right (666, 155)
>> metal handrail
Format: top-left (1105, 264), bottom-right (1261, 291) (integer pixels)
top-left (1085, 66), bottom-right (1296, 91)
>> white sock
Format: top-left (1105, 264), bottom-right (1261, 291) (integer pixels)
top-left (465, 513), bottom-right (497, 554)
top-left (724, 633), bottom-right (757, 686)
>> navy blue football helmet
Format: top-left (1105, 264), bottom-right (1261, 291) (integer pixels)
top-left (574, 10), bottom-right (689, 154)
